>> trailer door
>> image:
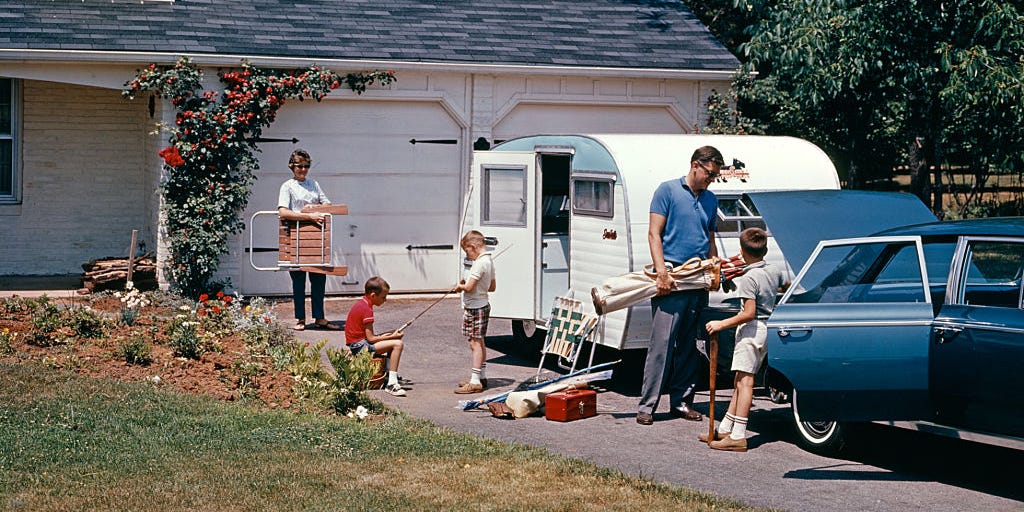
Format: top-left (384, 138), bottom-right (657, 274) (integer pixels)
top-left (471, 151), bottom-right (538, 320)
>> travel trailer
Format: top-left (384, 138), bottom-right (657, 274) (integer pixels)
top-left (463, 134), bottom-right (841, 350)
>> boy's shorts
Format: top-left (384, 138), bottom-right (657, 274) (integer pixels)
top-left (462, 304), bottom-right (490, 339)
top-left (730, 320), bottom-right (767, 374)
top-left (348, 339), bottom-right (376, 355)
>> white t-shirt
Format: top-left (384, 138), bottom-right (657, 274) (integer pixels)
top-left (278, 178), bottom-right (330, 211)
top-left (462, 253), bottom-right (494, 309)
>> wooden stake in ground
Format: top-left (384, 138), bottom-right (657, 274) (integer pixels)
top-left (126, 229), bottom-right (138, 285)
top-left (707, 332), bottom-right (718, 447)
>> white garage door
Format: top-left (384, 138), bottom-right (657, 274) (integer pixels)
top-left (493, 104), bottom-right (685, 140)
top-left (241, 98), bottom-right (463, 295)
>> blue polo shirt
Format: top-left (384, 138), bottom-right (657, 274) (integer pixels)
top-left (650, 178), bottom-right (718, 264)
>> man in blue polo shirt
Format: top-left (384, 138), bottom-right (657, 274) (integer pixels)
top-left (636, 145), bottom-right (723, 425)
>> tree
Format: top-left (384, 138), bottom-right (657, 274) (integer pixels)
top-left (735, 0), bottom-right (1024, 213)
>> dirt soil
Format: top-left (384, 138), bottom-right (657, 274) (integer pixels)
top-left (0, 296), bottom-right (297, 409)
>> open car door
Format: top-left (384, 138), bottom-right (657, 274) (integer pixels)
top-left (768, 235), bottom-right (935, 422)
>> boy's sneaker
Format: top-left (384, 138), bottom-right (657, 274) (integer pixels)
top-left (397, 375), bottom-right (413, 385)
top-left (454, 382), bottom-right (484, 394)
top-left (457, 378), bottom-right (487, 388)
top-left (384, 383), bottom-right (407, 397)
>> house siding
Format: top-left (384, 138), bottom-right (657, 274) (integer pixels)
top-left (0, 80), bottom-right (154, 275)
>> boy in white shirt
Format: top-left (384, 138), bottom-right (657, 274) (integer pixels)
top-left (453, 230), bottom-right (496, 394)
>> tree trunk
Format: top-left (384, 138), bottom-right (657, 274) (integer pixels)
top-left (908, 136), bottom-right (930, 205)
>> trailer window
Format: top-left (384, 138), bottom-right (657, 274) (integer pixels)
top-left (716, 194), bottom-right (767, 236)
top-left (482, 165), bottom-right (527, 226)
top-left (572, 177), bottom-right (613, 218)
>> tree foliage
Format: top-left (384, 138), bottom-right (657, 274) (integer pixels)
top-left (734, 0), bottom-right (1024, 209)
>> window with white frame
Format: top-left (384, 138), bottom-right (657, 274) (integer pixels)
top-left (1, 78), bottom-right (16, 203)
top-left (482, 165), bottom-right (527, 225)
top-left (571, 174), bottom-right (614, 218)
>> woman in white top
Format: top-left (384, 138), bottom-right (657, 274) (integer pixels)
top-left (277, 149), bottom-right (339, 331)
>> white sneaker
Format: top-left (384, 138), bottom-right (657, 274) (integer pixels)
top-left (384, 383), bottom-right (407, 397)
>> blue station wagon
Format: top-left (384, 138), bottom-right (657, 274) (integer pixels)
top-left (746, 191), bottom-right (1024, 454)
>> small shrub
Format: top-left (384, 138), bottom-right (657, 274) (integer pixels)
top-left (0, 327), bottom-right (15, 355)
top-left (117, 334), bottom-right (153, 365)
top-left (233, 296), bottom-right (291, 352)
top-left (65, 305), bottom-right (107, 338)
top-left (287, 340), bottom-right (380, 415)
top-left (168, 306), bottom-right (205, 359)
top-left (325, 348), bottom-right (379, 415)
top-left (1, 296), bottom-right (30, 315)
top-left (232, 358), bottom-right (264, 401)
top-left (28, 300), bottom-right (66, 347)
top-left (114, 281), bottom-right (151, 326)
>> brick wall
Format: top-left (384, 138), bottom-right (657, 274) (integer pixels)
top-left (0, 80), bottom-right (157, 276)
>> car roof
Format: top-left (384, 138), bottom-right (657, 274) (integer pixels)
top-left (876, 216), bottom-right (1024, 238)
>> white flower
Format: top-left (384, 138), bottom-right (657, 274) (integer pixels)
top-left (355, 405), bottom-right (369, 420)
top-left (125, 281), bottom-right (134, 291)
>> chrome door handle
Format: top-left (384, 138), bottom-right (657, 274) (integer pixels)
top-left (934, 326), bottom-right (963, 344)
top-left (777, 326), bottom-right (812, 338)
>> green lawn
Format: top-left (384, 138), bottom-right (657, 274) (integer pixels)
top-left (0, 363), bottom-right (768, 512)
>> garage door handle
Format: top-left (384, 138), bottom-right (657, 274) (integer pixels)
top-left (777, 326), bottom-right (812, 338)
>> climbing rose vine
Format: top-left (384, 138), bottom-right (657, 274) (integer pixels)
top-left (123, 57), bottom-right (395, 297)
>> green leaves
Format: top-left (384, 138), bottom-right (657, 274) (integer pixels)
top-left (734, 0), bottom-right (1024, 189)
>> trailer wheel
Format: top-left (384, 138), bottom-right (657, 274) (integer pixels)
top-left (791, 389), bottom-right (848, 455)
top-left (511, 320), bottom-right (547, 345)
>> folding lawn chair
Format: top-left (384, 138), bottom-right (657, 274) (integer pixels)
top-left (535, 296), bottom-right (600, 380)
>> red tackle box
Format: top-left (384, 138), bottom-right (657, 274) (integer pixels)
top-left (544, 388), bottom-right (597, 422)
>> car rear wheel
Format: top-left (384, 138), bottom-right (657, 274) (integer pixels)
top-left (791, 389), bottom-right (848, 455)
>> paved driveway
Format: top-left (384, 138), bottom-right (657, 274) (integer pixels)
top-left (292, 295), bottom-right (1022, 512)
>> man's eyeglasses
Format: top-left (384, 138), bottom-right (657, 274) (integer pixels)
top-left (697, 161), bottom-right (722, 180)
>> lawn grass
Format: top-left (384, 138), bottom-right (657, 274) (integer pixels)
top-left (0, 363), bottom-right (767, 512)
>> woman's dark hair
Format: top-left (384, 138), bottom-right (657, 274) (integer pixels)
top-left (289, 149), bottom-right (312, 165)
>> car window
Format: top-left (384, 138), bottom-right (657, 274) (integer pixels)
top-left (959, 240), bottom-right (1024, 308)
top-left (785, 240), bottom-right (926, 304)
top-left (716, 194), bottom-right (768, 237)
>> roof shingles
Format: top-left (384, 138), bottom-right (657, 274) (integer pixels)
top-left (1, 0), bottom-right (738, 71)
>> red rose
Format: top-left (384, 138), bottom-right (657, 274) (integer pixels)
top-left (199, 293), bottom-right (209, 302)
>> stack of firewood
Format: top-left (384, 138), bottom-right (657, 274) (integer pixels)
top-left (80, 253), bottom-right (157, 292)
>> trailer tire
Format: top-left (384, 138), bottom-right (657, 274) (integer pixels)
top-left (511, 320), bottom-right (547, 345)
top-left (791, 388), bottom-right (848, 455)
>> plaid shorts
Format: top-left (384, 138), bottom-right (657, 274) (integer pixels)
top-left (462, 304), bottom-right (491, 339)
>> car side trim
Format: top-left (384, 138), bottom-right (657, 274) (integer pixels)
top-left (934, 320), bottom-right (1024, 335)
top-left (877, 420), bottom-right (1024, 452)
top-left (768, 320), bottom-right (934, 329)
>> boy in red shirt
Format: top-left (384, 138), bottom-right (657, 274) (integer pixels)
top-left (344, 276), bottom-right (407, 396)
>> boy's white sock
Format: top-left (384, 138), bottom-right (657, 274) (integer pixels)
top-left (718, 413), bottom-right (736, 434)
top-left (469, 368), bottom-right (482, 385)
top-left (730, 415), bottom-right (748, 440)
top-left (388, 371), bottom-right (399, 387)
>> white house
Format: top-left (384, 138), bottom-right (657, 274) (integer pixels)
top-left (0, 0), bottom-right (739, 295)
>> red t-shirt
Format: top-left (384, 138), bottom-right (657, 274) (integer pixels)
top-left (345, 296), bottom-right (374, 345)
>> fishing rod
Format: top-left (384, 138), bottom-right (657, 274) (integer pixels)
top-left (392, 243), bottom-right (513, 334)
